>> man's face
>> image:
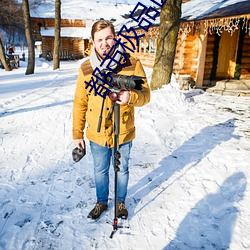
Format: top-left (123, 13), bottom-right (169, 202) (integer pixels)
top-left (93, 27), bottom-right (116, 58)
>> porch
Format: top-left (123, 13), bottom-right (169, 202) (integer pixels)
top-left (206, 79), bottom-right (250, 97)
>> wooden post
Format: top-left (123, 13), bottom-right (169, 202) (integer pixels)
top-left (149, 38), bottom-right (152, 53)
top-left (195, 32), bottom-right (207, 88)
top-left (144, 37), bottom-right (147, 54)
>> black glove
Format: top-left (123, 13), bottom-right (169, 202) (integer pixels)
top-left (72, 146), bottom-right (86, 162)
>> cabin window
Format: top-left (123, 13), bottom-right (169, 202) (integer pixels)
top-left (138, 38), bottom-right (156, 54)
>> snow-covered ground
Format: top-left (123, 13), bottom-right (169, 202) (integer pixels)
top-left (0, 49), bottom-right (250, 250)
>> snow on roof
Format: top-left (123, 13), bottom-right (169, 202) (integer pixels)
top-left (114, 0), bottom-right (250, 30)
top-left (182, 0), bottom-right (250, 21)
top-left (40, 27), bottom-right (91, 39)
top-left (31, 0), bottom-right (250, 37)
top-left (30, 0), bottom-right (136, 20)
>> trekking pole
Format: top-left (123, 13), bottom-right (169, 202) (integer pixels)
top-left (110, 101), bottom-right (121, 238)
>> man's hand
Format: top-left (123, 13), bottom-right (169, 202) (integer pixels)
top-left (116, 90), bottom-right (130, 105)
top-left (74, 139), bottom-right (85, 149)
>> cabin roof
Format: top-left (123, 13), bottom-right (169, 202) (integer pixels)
top-left (40, 27), bottom-right (91, 39)
top-left (114, 0), bottom-right (250, 30)
top-left (30, 0), bottom-right (135, 21)
top-left (182, 0), bottom-right (250, 21)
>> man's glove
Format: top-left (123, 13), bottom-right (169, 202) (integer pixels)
top-left (72, 146), bottom-right (86, 162)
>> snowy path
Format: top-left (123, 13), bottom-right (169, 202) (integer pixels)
top-left (0, 59), bottom-right (250, 249)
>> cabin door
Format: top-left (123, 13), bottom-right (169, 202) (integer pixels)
top-left (216, 30), bottom-right (239, 79)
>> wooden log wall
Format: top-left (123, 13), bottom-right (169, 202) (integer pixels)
top-left (173, 34), bottom-right (185, 75)
top-left (32, 18), bottom-right (86, 29)
top-left (173, 34), bottom-right (199, 80)
top-left (41, 37), bottom-right (87, 58)
top-left (240, 35), bottom-right (250, 79)
top-left (126, 30), bottom-right (200, 77)
top-left (133, 36), bottom-right (156, 68)
top-left (203, 34), bottom-right (216, 82)
top-left (72, 38), bottom-right (88, 56)
top-left (35, 16), bottom-right (250, 83)
top-left (184, 35), bottom-right (198, 79)
top-left (41, 37), bottom-right (53, 58)
top-left (61, 38), bottom-right (74, 52)
top-left (119, 35), bottom-right (157, 68)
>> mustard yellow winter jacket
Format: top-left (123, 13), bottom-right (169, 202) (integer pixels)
top-left (72, 54), bottom-right (150, 148)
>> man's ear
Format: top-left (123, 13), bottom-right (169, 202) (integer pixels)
top-left (91, 37), bottom-right (96, 48)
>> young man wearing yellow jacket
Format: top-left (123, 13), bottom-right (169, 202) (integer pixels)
top-left (72, 20), bottom-right (150, 220)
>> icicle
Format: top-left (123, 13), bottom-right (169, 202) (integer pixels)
top-left (179, 15), bottom-right (250, 37)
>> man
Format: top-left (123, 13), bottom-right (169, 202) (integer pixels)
top-left (72, 20), bottom-right (150, 220)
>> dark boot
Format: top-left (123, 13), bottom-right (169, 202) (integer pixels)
top-left (117, 202), bottom-right (128, 219)
top-left (87, 202), bottom-right (108, 220)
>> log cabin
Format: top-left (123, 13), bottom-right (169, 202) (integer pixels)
top-left (31, 18), bottom-right (92, 60)
top-left (30, 1), bottom-right (135, 60)
top-left (30, 0), bottom-right (250, 95)
top-left (115, 0), bottom-right (250, 94)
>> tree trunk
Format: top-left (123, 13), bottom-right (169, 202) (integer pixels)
top-left (53, 0), bottom-right (61, 70)
top-left (151, 0), bottom-right (182, 90)
top-left (0, 37), bottom-right (11, 71)
top-left (22, 0), bottom-right (35, 75)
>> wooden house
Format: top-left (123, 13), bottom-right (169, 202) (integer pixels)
top-left (30, 1), bottom-right (135, 60)
top-left (116, 0), bottom-right (250, 90)
top-left (31, 18), bottom-right (91, 60)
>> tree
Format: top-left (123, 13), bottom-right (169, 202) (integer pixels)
top-left (0, 0), bottom-right (24, 43)
top-left (0, 0), bottom-right (23, 71)
top-left (0, 37), bottom-right (11, 71)
top-left (151, 0), bottom-right (182, 90)
top-left (22, 0), bottom-right (35, 75)
top-left (53, 0), bottom-right (61, 70)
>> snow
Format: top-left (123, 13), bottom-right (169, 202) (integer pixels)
top-left (0, 48), bottom-right (250, 249)
top-left (28, 0), bottom-right (250, 40)
top-left (30, 0), bottom-right (136, 20)
top-left (40, 27), bottom-right (92, 39)
top-left (181, 0), bottom-right (249, 21)
top-left (115, 0), bottom-right (250, 31)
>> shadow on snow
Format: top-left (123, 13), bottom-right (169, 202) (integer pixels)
top-left (0, 100), bottom-right (73, 117)
top-left (128, 118), bottom-right (239, 213)
top-left (164, 172), bottom-right (247, 249)
top-left (127, 118), bottom-right (243, 248)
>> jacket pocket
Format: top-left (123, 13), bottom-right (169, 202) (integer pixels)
top-left (120, 106), bottom-right (135, 134)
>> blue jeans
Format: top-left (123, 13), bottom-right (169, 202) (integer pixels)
top-left (90, 141), bottom-right (132, 205)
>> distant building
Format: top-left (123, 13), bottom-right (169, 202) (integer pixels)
top-left (30, 1), bottom-right (135, 60)
top-left (31, 17), bottom-right (92, 60)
